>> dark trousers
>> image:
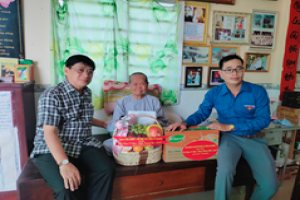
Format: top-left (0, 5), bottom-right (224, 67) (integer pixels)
top-left (32, 146), bottom-right (115, 200)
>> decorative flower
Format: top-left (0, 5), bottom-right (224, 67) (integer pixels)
top-left (156, 50), bottom-right (165, 58)
top-left (161, 90), bottom-right (177, 106)
top-left (99, 2), bottom-right (115, 17)
top-left (152, 4), bottom-right (168, 22)
top-left (149, 59), bottom-right (166, 74)
top-left (114, 120), bottom-right (128, 137)
top-left (87, 42), bottom-right (104, 60)
top-left (56, 59), bottom-right (66, 76)
top-left (108, 48), bottom-right (118, 56)
top-left (0, 0), bottom-right (15, 8)
top-left (117, 37), bottom-right (133, 54)
top-left (103, 57), bottom-right (119, 73)
top-left (164, 38), bottom-right (178, 54)
top-left (56, 2), bottom-right (67, 21)
top-left (134, 44), bottom-right (149, 61)
top-left (68, 37), bottom-right (85, 53)
top-left (115, 120), bottom-right (124, 129)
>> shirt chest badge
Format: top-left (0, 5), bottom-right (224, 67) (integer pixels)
top-left (245, 105), bottom-right (255, 110)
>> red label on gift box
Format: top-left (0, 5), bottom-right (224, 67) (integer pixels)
top-left (113, 136), bottom-right (169, 146)
top-left (182, 141), bottom-right (218, 160)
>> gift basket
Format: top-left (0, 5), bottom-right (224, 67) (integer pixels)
top-left (112, 114), bottom-right (164, 166)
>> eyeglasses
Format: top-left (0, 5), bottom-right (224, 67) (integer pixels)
top-left (222, 67), bottom-right (244, 74)
top-left (71, 68), bottom-right (94, 75)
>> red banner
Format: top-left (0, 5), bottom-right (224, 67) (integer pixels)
top-left (113, 136), bottom-right (169, 146)
top-left (279, 0), bottom-right (300, 100)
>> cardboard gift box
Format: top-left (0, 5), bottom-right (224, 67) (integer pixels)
top-left (276, 105), bottom-right (300, 125)
top-left (163, 126), bottom-right (219, 163)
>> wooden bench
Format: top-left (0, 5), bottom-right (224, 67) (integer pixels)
top-left (17, 134), bottom-right (256, 200)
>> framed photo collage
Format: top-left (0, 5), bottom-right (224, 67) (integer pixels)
top-left (183, 1), bottom-right (277, 88)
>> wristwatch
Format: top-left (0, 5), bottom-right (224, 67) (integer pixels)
top-left (229, 124), bottom-right (235, 131)
top-left (58, 159), bottom-right (69, 167)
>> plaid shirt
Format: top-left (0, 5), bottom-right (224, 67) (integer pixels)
top-left (30, 79), bottom-right (103, 158)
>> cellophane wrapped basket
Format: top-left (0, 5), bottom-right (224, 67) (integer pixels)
top-left (113, 115), bottom-right (163, 166)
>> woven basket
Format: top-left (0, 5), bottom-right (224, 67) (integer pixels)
top-left (113, 115), bottom-right (162, 166)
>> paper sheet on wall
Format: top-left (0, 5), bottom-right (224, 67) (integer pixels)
top-left (0, 92), bottom-right (13, 130)
top-left (0, 128), bottom-right (21, 192)
top-left (0, 92), bottom-right (20, 191)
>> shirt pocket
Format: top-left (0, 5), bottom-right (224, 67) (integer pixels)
top-left (64, 105), bottom-right (80, 121)
top-left (214, 104), bottom-right (233, 118)
top-left (239, 105), bottom-right (256, 118)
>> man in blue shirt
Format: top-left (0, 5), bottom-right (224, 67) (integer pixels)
top-left (168, 55), bottom-right (278, 200)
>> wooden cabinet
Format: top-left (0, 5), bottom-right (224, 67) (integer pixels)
top-left (0, 82), bottom-right (36, 156)
top-left (0, 82), bottom-right (36, 200)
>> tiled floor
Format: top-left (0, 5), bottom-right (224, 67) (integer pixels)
top-left (155, 175), bottom-right (297, 200)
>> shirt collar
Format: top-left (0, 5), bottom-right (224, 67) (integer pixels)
top-left (62, 79), bottom-right (91, 96)
top-left (220, 81), bottom-right (251, 96)
top-left (220, 84), bottom-right (230, 96)
top-left (239, 81), bottom-right (252, 93)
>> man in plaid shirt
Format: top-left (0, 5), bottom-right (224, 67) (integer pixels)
top-left (31, 55), bottom-right (115, 200)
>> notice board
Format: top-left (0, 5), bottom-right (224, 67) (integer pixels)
top-left (0, 0), bottom-right (24, 58)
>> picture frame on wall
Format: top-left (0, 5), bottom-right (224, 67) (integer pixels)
top-left (185, 67), bottom-right (202, 88)
top-left (184, 2), bottom-right (210, 45)
top-left (14, 65), bottom-right (30, 82)
top-left (244, 52), bottom-right (271, 72)
top-left (207, 67), bottom-right (225, 88)
top-left (0, 58), bottom-right (19, 77)
top-left (212, 11), bottom-right (252, 45)
top-left (249, 9), bottom-right (278, 51)
top-left (183, 44), bottom-right (211, 66)
top-left (211, 45), bottom-right (240, 66)
top-left (191, 0), bottom-right (235, 5)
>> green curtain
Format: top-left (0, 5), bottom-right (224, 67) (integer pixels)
top-left (50, 0), bottom-right (181, 109)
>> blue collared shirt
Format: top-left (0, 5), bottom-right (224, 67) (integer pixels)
top-left (184, 81), bottom-right (271, 136)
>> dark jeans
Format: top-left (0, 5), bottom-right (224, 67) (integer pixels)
top-left (32, 146), bottom-right (115, 200)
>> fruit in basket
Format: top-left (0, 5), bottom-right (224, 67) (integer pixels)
top-left (137, 133), bottom-right (147, 138)
top-left (133, 146), bottom-right (144, 152)
top-left (127, 131), bottom-right (137, 138)
top-left (122, 146), bottom-right (133, 152)
top-left (132, 123), bottom-right (149, 135)
top-left (144, 146), bottom-right (154, 151)
top-left (146, 124), bottom-right (163, 137)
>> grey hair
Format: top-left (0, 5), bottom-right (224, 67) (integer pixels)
top-left (129, 72), bottom-right (149, 84)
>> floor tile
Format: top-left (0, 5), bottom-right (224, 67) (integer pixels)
top-left (155, 175), bottom-right (297, 200)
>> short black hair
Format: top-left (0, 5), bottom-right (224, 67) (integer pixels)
top-left (129, 72), bottom-right (149, 84)
top-left (219, 54), bottom-right (244, 70)
top-left (65, 55), bottom-right (95, 71)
